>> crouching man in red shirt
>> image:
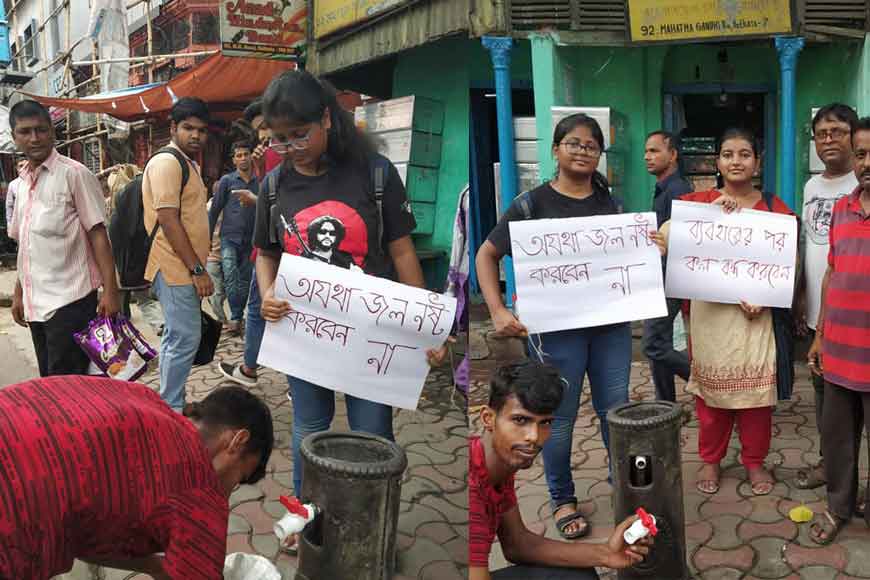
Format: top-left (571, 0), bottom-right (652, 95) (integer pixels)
top-left (470, 361), bottom-right (650, 580)
top-left (0, 376), bottom-right (274, 580)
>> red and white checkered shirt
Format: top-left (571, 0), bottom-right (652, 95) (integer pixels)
top-left (9, 149), bottom-right (106, 322)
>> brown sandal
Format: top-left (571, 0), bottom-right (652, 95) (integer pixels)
top-left (748, 467), bottom-right (775, 496)
top-left (810, 510), bottom-right (847, 545)
top-left (696, 463), bottom-right (721, 495)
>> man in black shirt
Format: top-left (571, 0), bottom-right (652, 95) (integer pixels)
top-left (643, 131), bottom-right (693, 401)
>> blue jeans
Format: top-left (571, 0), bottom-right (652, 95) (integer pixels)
top-left (152, 271), bottom-right (201, 412)
top-left (221, 240), bottom-right (253, 322)
top-left (530, 323), bottom-right (631, 509)
top-left (287, 375), bottom-right (394, 493)
top-left (244, 274), bottom-right (264, 370)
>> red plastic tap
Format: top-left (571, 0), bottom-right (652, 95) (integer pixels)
top-left (279, 495), bottom-right (309, 518)
top-left (636, 508), bottom-right (658, 536)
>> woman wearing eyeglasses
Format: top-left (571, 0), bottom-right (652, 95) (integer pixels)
top-left (251, 71), bottom-right (426, 497)
top-left (475, 113), bottom-right (630, 541)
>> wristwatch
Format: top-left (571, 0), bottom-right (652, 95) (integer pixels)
top-left (190, 263), bottom-right (206, 277)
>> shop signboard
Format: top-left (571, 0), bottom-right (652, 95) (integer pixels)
top-left (628, 0), bottom-right (794, 43)
top-left (314, 0), bottom-right (405, 39)
top-left (219, 0), bottom-right (305, 59)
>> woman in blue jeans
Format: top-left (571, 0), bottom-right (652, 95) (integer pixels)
top-left (251, 71), bottom-right (444, 497)
top-left (476, 114), bottom-right (631, 540)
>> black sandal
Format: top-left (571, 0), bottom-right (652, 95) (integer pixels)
top-left (554, 505), bottom-right (590, 540)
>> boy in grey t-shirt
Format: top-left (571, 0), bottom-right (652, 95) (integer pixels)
top-left (794, 104), bottom-right (860, 501)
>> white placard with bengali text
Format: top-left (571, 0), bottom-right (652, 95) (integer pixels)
top-left (665, 200), bottom-right (798, 308)
top-left (258, 255), bottom-right (457, 410)
top-left (509, 212), bottom-right (667, 334)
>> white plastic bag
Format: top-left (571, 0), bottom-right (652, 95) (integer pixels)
top-left (223, 553), bottom-right (282, 580)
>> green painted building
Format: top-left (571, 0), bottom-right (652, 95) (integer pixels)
top-left (307, 0), bottom-right (504, 288)
top-left (468, 1), bottom-right (870, 292)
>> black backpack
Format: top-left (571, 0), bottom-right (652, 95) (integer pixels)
top-left (109, 147), bottom-right (190, 289)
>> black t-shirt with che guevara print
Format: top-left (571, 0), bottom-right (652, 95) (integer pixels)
top-left (253, 158), bottom-right (416, 278)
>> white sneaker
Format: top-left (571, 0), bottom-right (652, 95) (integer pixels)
top-left (218, 362), bottom-right (257, 387)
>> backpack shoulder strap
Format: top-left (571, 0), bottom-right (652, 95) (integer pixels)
top-left (517, 190), bottom-right (534, 220)
top-left (370, 155), bottom-right (390, 255)
top-left (153, 146), bottom-right (191, 193)
top-left (266, 169), bottom-right (281, 245)
top-left (145, 147), bottom-right (190, 243)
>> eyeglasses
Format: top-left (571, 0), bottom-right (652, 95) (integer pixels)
top-left (559, 141), bottom-right (602, 156)
top-left (269, 127), bottom-right (315, 152)
top-left (814, 128), bottom-right (850, 142)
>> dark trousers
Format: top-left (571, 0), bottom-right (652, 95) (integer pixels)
top-left (29, 291), bottom-right (97, 377)
top-left (822, 380), bottom-right (870, 522)
top-left (643, 297), bottom-right (691, 402)
top-left (492, 565), bottom-right (599, 579)
top-left (810, 332), bottom-right (826, 457)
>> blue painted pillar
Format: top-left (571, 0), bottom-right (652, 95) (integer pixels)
top-left (482, 35), bottom-right (518, 307)
top-left (775, 36), bottom-right (804, 211)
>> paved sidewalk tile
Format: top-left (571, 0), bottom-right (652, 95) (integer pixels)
top-left (470, 314), bottom-right (870, 580)
top-left (62, 331), bottom-right (467, 580)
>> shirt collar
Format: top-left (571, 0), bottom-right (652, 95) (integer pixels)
top-left (22, 148), bottom-right (60, 183)
top-left (846, 186), bottom-right (869, 218)
top-left (655, 171), bottom-right (681, 196)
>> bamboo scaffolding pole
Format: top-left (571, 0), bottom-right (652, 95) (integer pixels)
top-left (57, 129), bottom-right (110, 149)
top-left (8, 0), bottom-right (69, 62)
top-left (72, 49), bottom-right (218, 67)
top-left (40, 0), bottom-right (48, 94)
top-left (145, 0), bottom-right (154, 83)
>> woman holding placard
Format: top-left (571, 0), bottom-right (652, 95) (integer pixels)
top-left (251, 71), bottom-right (443, 504)
top-left (476, 114), bottom-right (631, 540)
top-left (652, 128), bottom-right (795, 497)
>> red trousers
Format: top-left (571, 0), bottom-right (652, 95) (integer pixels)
top-left (695, 396), bottom-right (773, 469)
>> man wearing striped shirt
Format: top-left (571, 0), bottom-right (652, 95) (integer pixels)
top-left (8, 100), bottom-right (120, 376)
top-left (808, 116), bottom-right (870, 545)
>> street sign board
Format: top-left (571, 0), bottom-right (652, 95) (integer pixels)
top-left (314, 0), bottom-right (405, 39)
top-left (627, 0), bottom-right (794, 44)
top-left (219, 0), bottom-right (305, 59)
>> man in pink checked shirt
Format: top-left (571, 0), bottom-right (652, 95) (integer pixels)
top-left (8, 99), bottom-right (120, 376)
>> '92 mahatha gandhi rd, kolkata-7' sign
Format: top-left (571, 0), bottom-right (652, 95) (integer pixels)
top-left (665, 201), bottom-right (798, 308)
top-left (627, 0), bottom-right (794, 43)
top-left (258, 255), bottom-right (457, 411)
top-left (509, 213), bottom-right (668, 334)
top-left (219, 0), bottom-right (306, 59)
top-left (314, 0), bottom-right (405, 39)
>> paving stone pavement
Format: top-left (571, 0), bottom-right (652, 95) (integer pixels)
top-left (469, 315), bottom-right (870, 580)
top-left (59, 328), bottom-right (468, 580)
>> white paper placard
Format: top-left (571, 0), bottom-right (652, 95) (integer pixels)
top-left (665, 200), bottom-right (798, 308)
top-left (257, 255), bottom-right (457, 410)
top-left (509, 212), bottom-right (667, 334)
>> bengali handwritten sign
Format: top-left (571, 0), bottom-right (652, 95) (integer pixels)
top-left (628, 0), bottom-right (793, 43)
top-left (258, 255), bottom-right (456, 410)
top-left (509, 212), bottom-right (667, 334)
top-left (665, 201), bottom-right (798, 308)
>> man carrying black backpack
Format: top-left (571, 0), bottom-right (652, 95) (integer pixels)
top-left (143, 98), bottom-right (213, 412)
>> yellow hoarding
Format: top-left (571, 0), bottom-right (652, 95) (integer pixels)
top-left (628, 0), bottom-right (794, 43)
top-left (314, 0), bottom-right (405, 39)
